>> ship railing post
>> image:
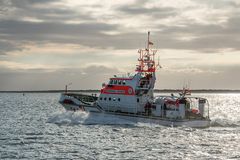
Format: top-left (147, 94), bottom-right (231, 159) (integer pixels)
top-left (136, 104), bottom-right (138, 114)
top-left (207, 99), bottom-right (210, 119)
top-left (161, 104), bottom-right (164, 118)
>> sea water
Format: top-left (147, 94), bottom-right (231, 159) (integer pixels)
top-left (0, 93), bottom-right (239, 159)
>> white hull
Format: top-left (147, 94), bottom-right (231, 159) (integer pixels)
top-left (59, 93), bottom-right (210, 128)
top-left (113, 114), bottom-right (211, 128)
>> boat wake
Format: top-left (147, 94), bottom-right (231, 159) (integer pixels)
top-left (210, 118), bottom-right (240, 127)
top-left (47, 111), bottom-right (136, 126)
top-left (47, 111), bottom-right (240, 128)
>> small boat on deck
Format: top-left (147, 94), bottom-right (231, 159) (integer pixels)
top-left (59, 32), bottom-right (210, 128)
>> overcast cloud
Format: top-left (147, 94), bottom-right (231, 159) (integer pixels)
top-left (0, 0), bottom-right (240, 90)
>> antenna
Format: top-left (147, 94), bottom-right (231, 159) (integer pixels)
top-left (156, 56), bottom-right (162, 69)
top-left (188, 80), bottom-right (191, 89)
top-left (147, 31), bottom-right (150, 51)
top-left (65, 82), bottom-right (72, 94)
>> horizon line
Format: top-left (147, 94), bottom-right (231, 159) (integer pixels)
top-left (0, 89), bottom-right (240, 93)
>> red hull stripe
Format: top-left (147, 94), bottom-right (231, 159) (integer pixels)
top-left (110, 78), bottom-right (133, 81)
top-left (101, 85), bottom-right (135, 95)
top-left (135, 68), bottom-right (156, 72)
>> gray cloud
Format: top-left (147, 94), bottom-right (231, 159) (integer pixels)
top-left (3, 18), bottom-right (237, 53)
top-left (82, 65), bottom-right (118, 75)
top-left (118, 6), bottom-right (177, 19)
top-left (0, 40), bottom-right (23, 55)
top-left (0, 0), bottom-right (240, 53)
top-left (0, 20), bottom-right (115, 35)
top-left (1, 0), bottom-right (94, 23)
top-left (152, 18), bottom-right (240, 52)
top-left (116, 0), bottom-right (240, 52)
top-left (193, 0), bottom-right (240, 8)
top-left (0, 20), bottom-right (119, 50)
top-left (157, 65), bottom-right (240, 89)
top-left (124, 0), bottom-right (177, 16)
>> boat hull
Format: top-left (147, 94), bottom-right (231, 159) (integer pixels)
top-left (118, 114), bottom-right (210, 128)
top-left (98, 112), bottom-right (210, 128)
top-left (59, 93), bottom-right (210, 128)
top-left (60, 102), bottom-right (210, 128)
top-left (59, 93), bottom-right (101, 112)
top-left (60, 103), bottom-right (101, 113)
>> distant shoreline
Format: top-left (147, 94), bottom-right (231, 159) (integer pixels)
top-left (0, 89), bottom-right (240, 93)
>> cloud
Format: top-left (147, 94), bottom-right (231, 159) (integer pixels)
top-left (0, 0), bottom-right (240, 90)
top-left (3, 0), bottom-right (93, 23)
top-left (0, 19), bottom-right (120, 52)
top-left (0, 60), bottom-right (62, 72)
top-left (1, 0), bottom-right (240, 52)
top-left (117, 5), bottom-right (177, 19)
top-left (151, 18), bottom-right (240, 52)
top-left (1, 63), bottom-right (240, 90)
top-left (0, 40), bottom-right (23, 55)
top-left (156, 65), bottom-right (240, 89)
top-left (0, 64), bottom-right (120, 90)
top-left (0, 20), bottom-right (116, 37)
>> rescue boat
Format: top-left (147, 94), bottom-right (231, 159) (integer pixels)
top-left (59, 32), bottom-right (211, 128)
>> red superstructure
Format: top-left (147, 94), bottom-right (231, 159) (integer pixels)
top-left (101, 85), bottom-right (135, 95)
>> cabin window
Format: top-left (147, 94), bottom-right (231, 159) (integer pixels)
top-left (122, 80), bottom-right (126, 85)
top-left (113, 98), bottom-right (116, 101)
top-left (114, 80), bottom-right (118, 85)
top-left (137, 98), bottom-right (139, 103)
top-left (100, 97), bottom-right (102, 100)
top-left (118, 98), bottom-right (120, 101)
top-left (109, 97), bottom-right (111, 101)
top-left (109, 79), bottom-right (113, 85)
top-left (104, 97), bottom-right (106, 101)
top-left (118, 80), bottom-right (122, 85)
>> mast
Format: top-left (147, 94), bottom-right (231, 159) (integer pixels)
top-left (147, 31), bottom-right (150, 51)
top-left (135, 31), bottom-right (157, 73)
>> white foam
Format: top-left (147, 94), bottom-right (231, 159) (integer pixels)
top-left (210, 118), bottom-right (239, 127)
top-left (47, 111), bottom-right (89, 125)
top-left (47, 111), bottom-right (135, 126)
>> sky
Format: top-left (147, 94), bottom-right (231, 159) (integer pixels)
top-left (0, 0), bottom-right (240, 91)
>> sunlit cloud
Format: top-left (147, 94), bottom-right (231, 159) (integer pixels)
top-left (0, 60), bottom-right (61, 71)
